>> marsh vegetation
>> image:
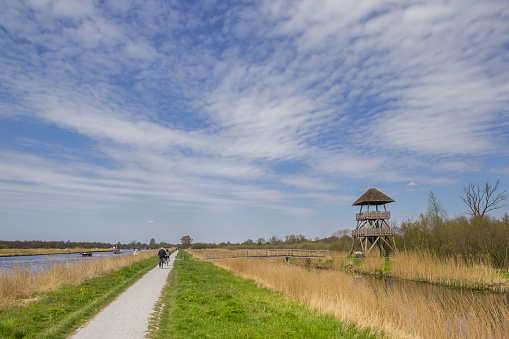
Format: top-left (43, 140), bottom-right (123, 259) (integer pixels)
top-left (204, 253), bottom-right (509, 339)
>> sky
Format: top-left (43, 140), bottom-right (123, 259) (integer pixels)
top-left (1, 0), bottom-right (508, 245)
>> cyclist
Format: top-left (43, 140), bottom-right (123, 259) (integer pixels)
top-left (165, 248), bottom-right (170, 265)
top-left (158, 247), bottom-right (166, 268)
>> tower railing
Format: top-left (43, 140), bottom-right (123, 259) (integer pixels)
top-left (356, 211), bottom-right (390, 221)
top-left (352, 228), bottom-right (395, 237)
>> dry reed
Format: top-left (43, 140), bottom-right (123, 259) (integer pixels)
top-left (211, 257), bottom-right (509, 339)
top-left (391, 251), bottom-right (504, 289)
top-left (0, 250), bottom-right (156, 308)
top-left (193, 249), bottom-right (507, 291)
top-left (329, 251), bottom-right (508, 291)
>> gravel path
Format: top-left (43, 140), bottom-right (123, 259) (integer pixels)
top-left (69, 251), bottom-right (177, 339)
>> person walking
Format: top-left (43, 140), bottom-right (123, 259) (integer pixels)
top-left (158, 247), bottom-right (167, 268)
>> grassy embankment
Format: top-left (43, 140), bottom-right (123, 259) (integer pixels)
top-left (191, 249), bottom-right (509, 339)
top-left (0, 248), bottom-right (113, 257)
top-left (0, 251), bottom-right (157, 338)
top-left (148, 250), bottom-right (381, 338)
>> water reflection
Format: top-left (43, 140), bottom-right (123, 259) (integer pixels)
top-left (352, 273), bottom-right (509, 338)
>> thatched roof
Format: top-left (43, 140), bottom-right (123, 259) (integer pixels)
top-left (352, 188), bottom-right (394, 206)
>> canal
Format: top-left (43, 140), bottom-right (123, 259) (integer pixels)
top-left (353, 273), bottom-right (509, 338)
top-left (0, 249), bottom-right (136, 274)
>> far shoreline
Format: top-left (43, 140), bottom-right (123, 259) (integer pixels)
top-left (0, 248), bottom-right (115, 257)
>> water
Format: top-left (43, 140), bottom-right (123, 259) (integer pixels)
top-left (0, 249), bottom-right (136, 274)
top-left (352, 273), bottom-right (509, 337)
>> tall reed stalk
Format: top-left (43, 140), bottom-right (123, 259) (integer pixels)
top-left (211, 257), bottom-right (509, 339)
top-left (0, 251), bottom-right (155, 308)
top-left (330, 250), bottom-right (507, 291)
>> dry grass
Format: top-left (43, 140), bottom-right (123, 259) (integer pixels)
top-left (0, 250), bottom-right (156, 308)
top-left (391, 251), bottom-right (505, 289)
top-left (193, 249), bottom-right (508, 291)
top-left (329, 251), bottom-right (508, 291)
top-left (0, 248), bottom-right (113, 257)
top-left (208, 256), bottom-right (509, 339)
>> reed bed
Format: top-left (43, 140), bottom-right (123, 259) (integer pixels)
top-left (0, 250), bottom-right (155, 308)
top-left (211, 257), bottom-right (509, 339)
top-left (329, 251), bottom-right (507, 291)
top-left (391, 251), bottom-right (505, 290)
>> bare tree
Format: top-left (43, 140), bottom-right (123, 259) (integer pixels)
top-left (461, 179), bottom-right (507, 217)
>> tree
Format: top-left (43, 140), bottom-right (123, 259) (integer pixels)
top-left (149, 238), bottom-right (157, 248)
top-left (285, 234), bottom-right (297, 244)
top-left (242, 239), bottom-right (254, 245)
top-left (181, 235), bottom-right (193, 248)
top-left (426, 191), bottom-right (448, 224)
top-left (333, 229), bottom-right (351, 238)
top-left (461, 179), bottom-right (507, 217)
top-left (268, 235), bottom-right (280, 245)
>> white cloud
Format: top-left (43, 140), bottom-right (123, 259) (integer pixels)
top-left (125, 40), bottom-right (157, 61)
top-left (51, 0), bottom-right (95, 19)
top-left (1, 0), bottom-right (508, 240)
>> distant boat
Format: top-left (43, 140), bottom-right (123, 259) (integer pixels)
top-left (80, 252), bottom-right (93, 257)
top-left (112, 248), bottom-right (122, 254)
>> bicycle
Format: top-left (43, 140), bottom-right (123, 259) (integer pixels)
top-left (159, 257), bottom-right (165, 268)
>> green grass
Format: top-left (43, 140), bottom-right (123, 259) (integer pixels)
top-left (383, 259), bottom-right (392, 272)
top-left (498, 271), bottom-right (509, 279)
top-left (0, 256), bottom-right (158, 339)
top-left (149, 251), bottom-right (381, 339)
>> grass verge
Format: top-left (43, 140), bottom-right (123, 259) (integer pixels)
top-left (148, 251), bottom-right (380, 339)
top-left (0, 256), bottom-right (157, 339)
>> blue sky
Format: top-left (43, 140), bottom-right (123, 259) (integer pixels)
top-left (1, 0), bottom-right (508, 245)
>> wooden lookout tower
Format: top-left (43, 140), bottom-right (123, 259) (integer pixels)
top-left (349, 188), bottom-right (397, 257)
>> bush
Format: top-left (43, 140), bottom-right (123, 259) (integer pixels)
top-left (396, 214), bottom-right (509, 269)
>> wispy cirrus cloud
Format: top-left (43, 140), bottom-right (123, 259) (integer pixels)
top-left (0, 0), bottom-right (508, 241)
